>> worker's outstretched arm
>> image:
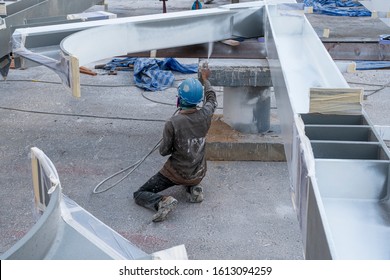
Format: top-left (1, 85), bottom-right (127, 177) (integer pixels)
top-left (159, 120), bottom-right (174, 156)
top-left (200, 67), bottom-right (218, 115)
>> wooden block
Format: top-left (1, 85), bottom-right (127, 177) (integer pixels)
top-left (0, 3), bottom-right (7, 16)
top-left (347, 62), bottom-right (356, 73)
top-left (220, 39), bottom-right (240, 47)
top-left (309, 87), bottom-right (363, 115)
top-left (335, 61), bottom-right (356, 73)
top-left (79, 66), bottom-right (97, 76)
top-left (70, 56), bottom-right (81, 98)
top-left (10, 57), bottom-right (15, 69)
top-left (304, 6), bottom-right (313, 14)
top-left (150, 50), bottom-right (157, 58)
top-left (322, 28), bottom-right (330, 38)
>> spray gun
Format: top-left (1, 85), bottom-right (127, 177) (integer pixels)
top-left (200, 60), bottom-right (210, 84)
top-left (202, 61), bottom-right (209, 71)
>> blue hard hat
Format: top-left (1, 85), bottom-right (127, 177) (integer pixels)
top-left (177, 78), bottom-right (203, 106)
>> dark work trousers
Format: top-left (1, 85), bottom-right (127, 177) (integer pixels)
top-left (133, 172), bottom-right (176, 211)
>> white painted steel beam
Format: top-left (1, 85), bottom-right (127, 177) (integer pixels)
top-left (60, 9), bottom-right (236, 67)
top-left (360, 0), bottom-right (390, 27)
top-left (12, 2), bottom-right (265, 96)
top-left (58, 2), bottom-right (264, 66)
top-left (1, 0), bottom-right (104, 60)
top-left (265, 4), bottom-right (349, 114)
top-left (265, 2), bottom-right (390, 260)
top-left (1, 147), bottom-right (186, 260)
top-left (360, 0), bottom-right (390, 13)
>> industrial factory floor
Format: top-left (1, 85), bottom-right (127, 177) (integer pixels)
top-left (0, 0), bottom-right (389, 260)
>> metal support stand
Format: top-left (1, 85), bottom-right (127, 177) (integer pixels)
top-left (160, 0), bottom-right (167, 13)
top-left (0, 54), bottom-right (11, 79)
top-left (223, 86), bottom-right (271, 134)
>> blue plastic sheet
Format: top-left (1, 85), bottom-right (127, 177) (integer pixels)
top-left (103, 57), bottom-right (198, 91)
top-left (355, 61), bottom-right (390, 70)
top-left (304, 0), bottom-right (371, 17)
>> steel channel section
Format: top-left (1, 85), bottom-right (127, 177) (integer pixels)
top-left (1, 181), bottom-right (62, 259)
top-left (1, 148), bottom-right (151, 260)
top-left (304, 125), bottom-right (379, 142)
top-left (265, 4), bottom-right (318, 257)
top-left (60, 11), bottom-right (234, 66)
top-left (360, 1), bottom-right (390, 27)
top-left (1, 0), bottom-right (103, 56)
top-left (11, 3), bottom-right (265, 90)
top-left (127, 39), bottom-right (267, 59)
top-left (304, 113), bottom-right (390, 259)
top-left (360, 0), bottom-right (390, 15)
top-left (59, 4), bottom-right (264, 66)
top-left (265, 3), bottom-right (390, 259)
top-left (0, 0), bottom-right (104, 77)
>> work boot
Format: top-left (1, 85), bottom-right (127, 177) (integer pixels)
top-left (152, 196), bottom-right (178, 222)
top-left (186, 186), bottom-right (204, 203)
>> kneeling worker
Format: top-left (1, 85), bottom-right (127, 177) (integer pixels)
top-left (133, 65), bottom-right (217, 222)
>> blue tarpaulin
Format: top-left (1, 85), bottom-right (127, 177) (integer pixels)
top-left (103, 57), bottom-right (198, 91)
top-left (355, 61), bottom-right (390, 70)
top-left (304, 0), bottom-right (371, 17)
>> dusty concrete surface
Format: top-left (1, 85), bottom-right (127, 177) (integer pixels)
top-left (0, 0), bottom-right (389, 260)
top-left (305, 12), bottom-right (390, 40)
top-left (207, 114), bottom-right (285, 161)
top-left (0, 62), bottom-right (302, 260)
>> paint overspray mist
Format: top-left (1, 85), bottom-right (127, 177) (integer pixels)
top-left (200, 41), bottom-right (214, 105)
top-left (207, 41), bottom-right (214, 63)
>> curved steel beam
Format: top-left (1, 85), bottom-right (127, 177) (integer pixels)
top-left (1, 147), bottom-right (182, 260)
top-left (0, 0), bottom-right (104, 78)
top-left (11, 2), bottom-right (265, 96)
top-left (60, 3), bottom-right (265, 66)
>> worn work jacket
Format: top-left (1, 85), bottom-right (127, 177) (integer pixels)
top-left (159, 79), bottom-right (217, 186)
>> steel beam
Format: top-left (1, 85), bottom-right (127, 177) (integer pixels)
top-left (203, 58), bottom-right (272, 133)
top-left (265, 2), bottom-right (390, 259)
top-left (360, 1), bottom-right (390, 27)
top-left (11, 2), bottom-right (265, 95)
top-left (1, 147), bottom-right (186, 260)
top-left (0, 0), bottom-right (105, 78)
top-left (59, 3), bottom-right (264, 66)
top-left (126, 39), bottom-right (267, 59)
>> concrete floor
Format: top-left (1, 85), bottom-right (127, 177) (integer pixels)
top-left (0, 61), bottom-right (304, 260)
top-left (1, 0), bottom-right (389, 260)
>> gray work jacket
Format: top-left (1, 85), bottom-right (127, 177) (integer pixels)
top-left (159, 79), bottom-right (217, 185)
